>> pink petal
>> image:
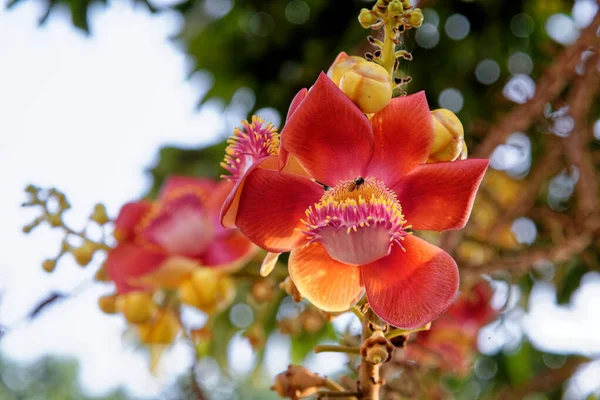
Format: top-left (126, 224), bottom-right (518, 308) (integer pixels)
top-left (366, 92), bottom-right (434, 187)
top-left (289, 242), bottom-right (364, 312)
top-left (280, 72), bottom-right (374, 187)
top-left (114, 201), bottom-right (152, 242)
top-left (392, 159), bottom-right (489, 231)
top-left (361, 235), bottom-right (459, 329)
top-left (105, 242), bottom-right (167, 293)
top-left (141, 192), bottom-right (214, 257)
top-left (159, 176), bottom-right (216, 201)
top-left (235, 167), bottom-right (324, 253)
top-left (200, 230), bottom-right (257, 271)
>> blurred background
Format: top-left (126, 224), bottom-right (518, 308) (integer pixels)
top-left (1, 0), bottom-right (600, 398)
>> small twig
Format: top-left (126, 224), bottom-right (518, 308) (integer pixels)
top-left (318, 391), bottom-right (361, 399)
top-left (385, 324), bottom-right (430, 340)
top-left (474, 11), bottom-right (600, 158)
top-left (324, 377), bottom-right (347, 392)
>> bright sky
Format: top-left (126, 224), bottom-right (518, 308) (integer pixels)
top-left (0, 1), bottom-right (598, 398)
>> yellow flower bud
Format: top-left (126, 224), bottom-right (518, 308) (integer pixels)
top-left (178, 269), bottom-right (235, 314)
top-left (116, 292), bottom-right (155, 324)
top-left (427, 109), bottom-right (465, 163)
top-left (358, 8), bottom-right (378, 28)
top-left (407, 9), bottom-right (424, 28)
top-left (138, 309), bottom-right (180, 345)
top-left (327, 53), bottom-right (366, 86)
top-left (42, 259), bottom-right (56, 273)
top-left (95, 263), bottom-right (110, 282)
top-left (90, 203), bottom-right (109, 225)
top-left (339, 62), bottom-right (393, 114)
top-left (98, 294), bottom-right (118, 314)
top-left (72, 241), bottom-right (97, 267)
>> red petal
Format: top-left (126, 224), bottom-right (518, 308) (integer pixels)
top-left (392, 159), bottom-right (489, 231)
top-left (366, 92), bottom-right (434, 187)
top-left (159, 176), bottom-right (216, 201)
top-left (105, 242), bottom-right (167, 293)
top-left (200, 230), bottom-right (257, 271)
top-left (279, 88), bottom-right (308, 171)
top-left (114, 201), bottom-right (152, 242)
top-left (220, 156), bottom-right (279, 228)
top-left (289, 242), bottom-right (364, 312)
top-left (280, 72), bottom-right (374, 187)
top-left (235, 167), bottom-right (324, 253)
top-left (287, 88), bottom-right (308, 122)
top-left (361, 235), bottom-right (459, 329)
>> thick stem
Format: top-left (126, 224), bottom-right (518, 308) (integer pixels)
top-left (381, 22), bottom-right (396, 77)
top-left (359, 308), bottom-right (383, 400)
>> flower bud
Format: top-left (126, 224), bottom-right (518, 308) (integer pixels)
top-left (272, 365), bottom-right (326, 399)
top-left (98, 294), bottom-right (118, 314)
top-left (244, 324), bottom-right (266, 349)
top-left (251, 279), bottom-right (275, 303)
top-left (327, 53), bottom-right (366, 86)
top-left (178, 269), bottom-right (235, 314)
top-left (47, 213), bottom-right (62, 227)
top-left (280, 276), bottom-right (303, 303)
top-left (116, 292), bottom-right (155, 324)
top-left (406, 9), bottom-right (424, 28)
top-left (138, 309), bottom-right (180, 345)
top-left (42, 259), bottom-right (56, 273)
top-left (301, 309), bottom-right (324, 334)
top-left (95, 263), bottom-right (110, 282)
top-left (427, 109), bottom-right (465, 163)
top-left (360, 330), bottom-right (394, 365)
top-left (91, 203), bottom-right (109, 225)
top-left (339, 62), bottom-right (393, 114)
top-left (72, 241), bottom-right (96, 267)
top-left (358, 8), bottom-right (378, 28)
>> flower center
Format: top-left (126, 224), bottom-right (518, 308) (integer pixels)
top-left (302, 177), bottom-right (410, 266)
top-left (221, 116), bottom-right (279, 182)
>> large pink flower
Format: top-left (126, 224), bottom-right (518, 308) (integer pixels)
top-left (222, 73), bottom-right (488, 329)
top-left (106, 177), bottom-right (256, 294)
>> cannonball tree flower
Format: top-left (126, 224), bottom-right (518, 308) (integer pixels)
top-left (222, 73), bottom-right (488, 329)
top-left (105, 176), bottom-right (257, 314)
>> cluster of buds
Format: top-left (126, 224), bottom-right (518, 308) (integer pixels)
top-left (178, 268), bottom-right (235, 314)
top-left (278, 306), bottom-right (327, 337)
top-left (272, 365), bottom-right (327, 399)
top-left (359, 0), bottom-right (423, 31)
top-left (22, 185), bottom-right (110, 273)
top-left (97, 291), bottom-right (181, 345)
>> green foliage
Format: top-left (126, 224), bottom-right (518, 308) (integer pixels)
top-left (0, 355), bottom-right (127, 400)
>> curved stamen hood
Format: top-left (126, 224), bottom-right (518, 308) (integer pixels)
top-left (221, 116), bottom-right (279, 182)
top-left (302, 177), bottom-right (410, 265)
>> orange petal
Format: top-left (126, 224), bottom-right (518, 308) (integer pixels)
top-left (289, 242), bottom-right (364, 312)
top-left (260, 252), bottom-right (280, 277)
top-left (361, 235), bottom-right (459, 329)
top-left (159, 176), bottom-right (216, 201)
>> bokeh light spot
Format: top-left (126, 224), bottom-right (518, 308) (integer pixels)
top-left (503, 74), bottom-right (536, 104)
top-left (510, 13), bottom-right (534, 38)
top-left (203, 0), bottom-right (233, 19)
top-left (229, 303), bottom-right (254, 328)
top-left (545, 13), bottom-right (579, 45)
top-left (415, 23), bottom-right (439, 49)
top-left (511, 217), bottom-right (537, 245)
top-left (445, 13), bottom-right (470, 40)
top-left (508, 52), bottom-right (533, 75)
top-left (249, 12), bottom-right (275, 37)
top-left (475, 59), bottom-right (501, 85)
top-left (438, 88), bottom-right (464, 113)
top-left (285, 1), bottom-right (310, 25)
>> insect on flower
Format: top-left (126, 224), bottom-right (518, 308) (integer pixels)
top-left (347, 176), bottom-right (365, 192)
